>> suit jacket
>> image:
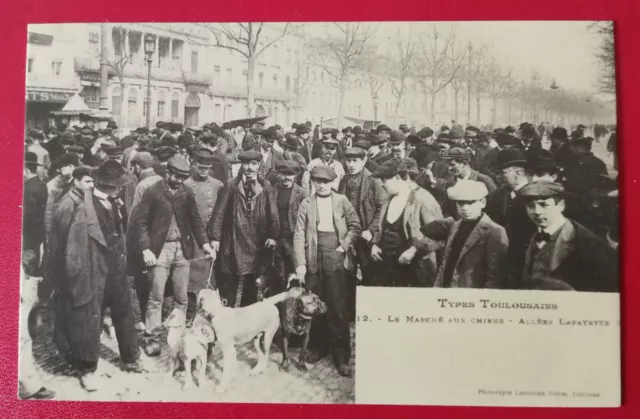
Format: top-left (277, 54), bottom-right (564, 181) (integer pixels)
top-left (23, 176), bottom-right (48, 249)
top-left (523, 219), bottom-right (618, 292)
top-left (258, 148), bottom-right (285, 183)
top-left (269, 183), bottom-right (309, 236)
top-left (128, 180), bottom-right (208, 263)
top-left (338, 170), bottom-right (387, 232)
top-left (293, 192), bottom-right (362, 274)
top-left (434, 214), bottom-right (509, 288)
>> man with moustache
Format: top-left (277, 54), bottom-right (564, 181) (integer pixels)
top-left (302, 136), bottom-right (345, 194)
top-left (129, 156), bottom-right (215, 356)
top-left (258, 129), bottom-right (285, 184)
top-left (367, 134), bottom-right (390, 166)
top-left (184, 148), bottom-right (224, 325)
top-left (208, 150), bottom-right (280, 307)
top-left (267, 160), bottom-right (309, 293)
top-left (294, 166), bottom-right (361, 376)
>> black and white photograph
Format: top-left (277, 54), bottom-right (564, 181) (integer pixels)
top-left (19, 21), bottom-right (618, 404)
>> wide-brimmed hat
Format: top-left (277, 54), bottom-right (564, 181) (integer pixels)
top-left (93, 160), bottom-right (131, 187)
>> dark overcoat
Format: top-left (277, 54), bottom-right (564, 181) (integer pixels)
top-left (337, 169), bottom-right (387, 232)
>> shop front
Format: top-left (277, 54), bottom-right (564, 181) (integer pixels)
top-left (25, 88), bottom-right (77, 129)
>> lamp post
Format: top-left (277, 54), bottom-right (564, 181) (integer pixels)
top-left (144, 34), bottom-right (156, 129)
top-left (550, 79), bottom-right (559, 126)
top-left (373, 93), bottom-right (379, 127)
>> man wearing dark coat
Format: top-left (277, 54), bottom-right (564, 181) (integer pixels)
top-left (200, 132), bottom-right (230, 183)
top-left (296, 124), bottom-right (314, 164)
top-left (23, 152), bottom-right (48, 272)
top-left (257, 129), bottom-right (285, 185)
top-left (563, 137), bottom-right (608, 198)
top-left (208, 150), bottom-right (280, 308)
top-left (519, 181), bottom-right (618, 292)
top-left (49, 160), bottom-right (146, 391)
top-left (128, 156), bottom-right (214, 356)
top-left (485, 148), bottom-right (536, 289)
top-left (282, 133), bottom-right (308, 184)
top-left (267, 160), bottom-right (309, 294)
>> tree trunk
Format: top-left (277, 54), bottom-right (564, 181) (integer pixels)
top-left (508, 97), bottom-right (512, 126)
top-left (467, 83), bottom-right (472, 124)
top-left (246, 55), bottom-right (256, 118)
top-left (491, 93), bottom-right (497, 127)
top-left (476, 87), bottom-right (481, 125)
top-left (393, 97), bottom-right (402, 128)
top-left (453, 89), bottom-right (459, 121)
top-left (430, 93), bottom-right (436, 127)
top-left (337, 70), bottom-right (347, 130)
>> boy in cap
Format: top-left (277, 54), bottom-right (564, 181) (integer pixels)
top-left (282, 133), bottom-right (308, 184)
top-left (208, 150), bottom-right (280, 308)
top-left (429, 180), bottom-right (508, 288)
top-left (268, 160), bottom-right (309, 292)
top-left (183, 148), bottom-right (225, 325)
top-left (129, 156), bottom-right (215, 356)
top-left (295, 124), bottom-right (313, 163)
top-left (293, 165), bottom-right (361, 376)
top-left (302, 137), bottom-right (346, 194)
top-left (519, 181), bottom-right (617, 292)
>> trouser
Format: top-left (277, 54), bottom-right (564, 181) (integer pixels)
top-left (373, 250), bottom-right (418, 287)
top-left (145, 241), bottom-right (190, 340)
top-left (274, 236), bottom-right (295, 291)
top-left (56, 239), bottom-right (140, 373)
top-left (307, 232), bottom-right (351, 366)
top-left (223, 274), bottom-right (257, 308)
top-left (19, 275), bottom-right (43, 397)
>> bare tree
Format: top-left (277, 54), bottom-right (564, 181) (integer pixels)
top-left (464, 42), bottom-right (488, 124)
top-left (312, 22), bottom-right (377, 129)
top-left (449, 39), bottom-right (468, 122)
top-left (357, 52), bottom-right (385, 122)
top-left (293, 51), bottom-right (310, 119)
top-left (501, 68), bottom-right (518, 125)
top-left (588, 21), bottom-right (616, 95)
top-left (484, 58), bottom-right (506, 127)
top-left (387, 31), bottom-right (415, 127)
top-left (415, 25), bottom-right (466, 126)
top-left (195, 23), bottom-right (294, 118)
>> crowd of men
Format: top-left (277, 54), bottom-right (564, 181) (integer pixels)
top-left (20, 117), bottom-right (619, 396)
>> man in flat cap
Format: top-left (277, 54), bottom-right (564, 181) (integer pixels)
top-left (367, 134), bottom-right (390, 167)
top-left (338, 147), bottom-right (386, 309)
top-left (208, 150), bottom-right (280, 308)
top-left (296, 124), bottom-right (314, 163)
top-left (485, 148), bottom-right (536, 288)
top-left (152, 146), bottom-right (178, 178)
top-left (23, 152), bottom-right (48, 277)
top-left (282, 133), bottom-right (308, 184)
top-left (183, 148), bottom-right (225, 325)
top-left (379, 130), bottom-right (409, 163)
top-left (428, 180), bottom-right (509, 289)
top-left (257, 129), bottom-right (285, 184)
top-left (199, 131), bottom-right (230, 184)
top-left (312, 128), bottom-right (345, 162)
top-left (519, 181), bottom-right (617, 292)
top-left (564, 137), bottom-right (608, 199)
top-left (480, 133), bottom-right (523, 183)
top-left (267, 160), bottom-right (309, 293)
top-left (51, 160), bottom-right (148, 390)
top-left (340, 127), bottom-right (355, 150)
top-left (27, 130), bottom-right (51, 181)
top-left (354, 139), bottom-right (380, 174)
top-left (302, 137), bottom-right (346, 194)
top-left (294, 165), bottom-right (361, 376)
top-left (375, 124), bottom-right (392, 143)
top-left (129, 156), bottom-right (215, 356)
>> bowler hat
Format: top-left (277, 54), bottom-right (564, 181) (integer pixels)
top-left (155, 146), bottom-right (178, 162)
top-left (52, 153), bottom-right (79, 170)
top-left (354, 139), bottom-right (372, 150)
top-left (496, 148), bottom-right (528, 170)
top-left (376, 124), bottom-right (391, 133)
top-left (412, 144), bottom-right (440, 168)
top-left (167, 156), bottom-right (191, 176)
top-left (238, 150), bottom-right (262, 162)
top-left (417, 127), bottom-right (434, 139)
top-left (407, 134), bottom-right (423, 146)
top-left (192, 148), bottom-right (215, 166)
top-left (275, 160), bottom-right (300, 175)
top-left (93, 160), bottom-right (131, 187)
top-left (388, 130), bottom-right (406, 145)
top-left (161, 135), bottom-right (178, 148)
top-left (296, 125), bottom-right (310, 134)
top-left (283, 133), bottom-right (299, 150)
top-left (353, 126), bottom-right (363, 135)
top-left (310, 165), bottom-right (337, 182)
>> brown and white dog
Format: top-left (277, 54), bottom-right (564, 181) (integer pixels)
top-left (197, 289), bottom-right (288, 393)
top-left (279, 275), bottom-right (328, 372)
top-left (163, 308), bottom-right (217, 390)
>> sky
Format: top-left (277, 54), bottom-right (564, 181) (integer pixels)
top-left (303, 21), bottom-right (608, 97)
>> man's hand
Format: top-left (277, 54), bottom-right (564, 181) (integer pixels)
top-left (143, 249), bottom-right (157, 268)
top-left (211, 241), bottom-right (220, 252)
top-left (296, 265), bottom-right (307, 279)
top-left (202, 243), bottom-right (216, 260)
top-left (361, 230), bottom-right (373, 242)
top-left (265, 239), bottom-right (276, 249)
top-left (398, 246), bottom-right (417, 265)
top-left (371, 244), bottom-right (383, 262)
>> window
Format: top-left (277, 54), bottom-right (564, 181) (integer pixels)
top-left (214, 104), bottom-right (222, 121)
top-left (111, 86), bottom-right (121, 124)
top-left (286, 48), bottom-right (291, 63)
top-left (320, 92), bottom-right (324, 105)
top-left (171, 91), bottom-right (179, 121)
top-left (312, 92), bottom-right (316, 105)
top-left (226, 68), bottom-right (232, 84)
top-left (191, 51), bottom-right (198, 73)
top-left (172, 40), bottom-right (183, 70)
top-left (273, 74), bottom-right (278, 89)
top-left (27, 58), bottom-right (34, 73)
top-left (128, 87), bottom-right (138, 126)
top-left (157, 90), bottom-right (166, 118)
top-left (213, 66), bottom-right (221, 84)
top-left (285, 76), bottom-right (290, 92)
top-left (306, 66), bottom-right (309, 79)
top-left (321, 71), bottom-right (324, 84)
top-left (312, 70), bottom-right (316, 83)
top-left (52, 61), bottom-right (62, 76)
top-left (259, 72), bottom-right (264, 88)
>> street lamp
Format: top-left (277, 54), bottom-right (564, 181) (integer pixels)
top-left (550, 80), bottom-right (559, 125)
top-left (373, 93), bottom-right (379, 126)
top-left (144, 34), bottom-right (156, 129)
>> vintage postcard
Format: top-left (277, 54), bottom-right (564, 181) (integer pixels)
top-left (19, 21), bottom-right (618, 405)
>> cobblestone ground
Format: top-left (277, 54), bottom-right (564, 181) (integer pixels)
top-left (25, 278), bottom-right (355, 404)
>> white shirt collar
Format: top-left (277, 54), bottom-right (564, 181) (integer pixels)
top-left (93, 188), bottom-right (110, 200)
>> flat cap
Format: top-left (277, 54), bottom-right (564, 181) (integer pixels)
top-left (310, 165), bottom-right (337, 181)
top-left (167, 156), bottom-right (191, 176)
top-left (171, 123), bottom-right (184, 132)
top-left (519, 181), bottom-right (565, 198)
top-left (262, 129), bottom-right (277, 141)
top-left (352, 126), bottom-right (363, 135)
top-left (321, 127), bottom-right (332, 135)
top-left (238, 150), bottom-right (262, 162)
top-left (321, 137), bottom-right (339, 145)
top-left (388, 130), bottom-right (407, 145)
top-left (354, 139), bottom-right (372, 150)
top-left (131, 151), bottom-right (154, 166)
top-left (466, 125), bottom-right (480, 134)
top-left (447, 180), bottom-right (489, 201)
top-left (66, 145), bottom-right (85, 154)
top-left (372, 157), bottom-right (402, 179)
top-left (154, 146), bottom-right (178, 161)
top-left (161, 134), bottom-right (178, 148)
top-left (192, 147), bottom-right (215, 166)
top-left (442, 147), bottom-right (471, 162)
top-left (296, 125), bottom-right (310, 134)
top-left (495, 133), bottom-right (520, 148)
top-left (102, 145), bottom-right (124, 157)
top-left (417, 127), bottom-right (434, 139)
top-left (275, 160), bottom-right (300, 175)
top-left (342, 127), bottom-right (352, 134)
top-left (407, 134), bottom-right (423, 146)
top-left (344, 147), bottom-right (366, 159)
top-left (177, 134), bottom-right (195, 149)
top-left (376, 124), bottom-right (391, 133)
top-left (80, 127), bottom-right (94, 136)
